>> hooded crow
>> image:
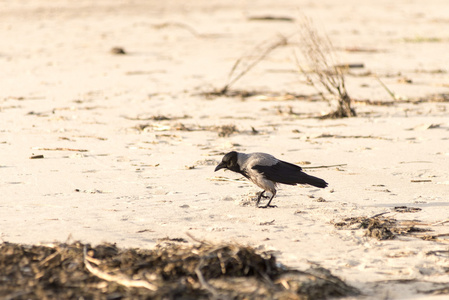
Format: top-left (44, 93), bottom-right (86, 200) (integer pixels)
top-left (215, 151), bottom-right (328, 208)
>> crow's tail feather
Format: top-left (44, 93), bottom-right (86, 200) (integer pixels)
top-left (302, 174), bottom-right (328, 188)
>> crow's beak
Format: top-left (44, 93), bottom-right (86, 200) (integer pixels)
top-left (215, 162), bottom-right (226, 172)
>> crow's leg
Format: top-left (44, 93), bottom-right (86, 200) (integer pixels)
top-left (256, 191), bottom-right (265, 207)
top-left (259, 191), bottom-right (277, 208)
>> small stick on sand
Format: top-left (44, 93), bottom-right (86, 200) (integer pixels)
top-left (209, 176), bottom-right (248, 182)
top-left (185, 232), bottom-right (211, 245)
top-left (303, 164), bottom-right (347, 169)
top-left (369, 212), bottom-right (390, 218)
top-left (33, 147), bottom-right (88, 152)
top-left (375, 75), bottom-right (401, 101)
top-left (431, 219), bottom-right (449, 226)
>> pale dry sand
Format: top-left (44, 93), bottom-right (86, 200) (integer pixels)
top-left (1, 0), bottom-right (449, 298)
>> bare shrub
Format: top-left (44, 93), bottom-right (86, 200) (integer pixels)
top-left (296, 17), bottom-right (356, 118)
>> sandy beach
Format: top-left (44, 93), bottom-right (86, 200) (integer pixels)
top-left (1, 0), bottom-right (449, 298)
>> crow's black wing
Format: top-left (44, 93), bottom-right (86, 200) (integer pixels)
top-left (252, 160), bottom-right (303, 185)
top-left (252, 160), bottom-right (327, 188)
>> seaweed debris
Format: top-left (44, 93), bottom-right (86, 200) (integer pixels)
top-left (333, 215), bottom-right (429, 240)
top-left (0, 240), bottom-right (359, 299)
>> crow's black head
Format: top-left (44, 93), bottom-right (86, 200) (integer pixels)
top-left (215, 151), bottom-right (240, 173)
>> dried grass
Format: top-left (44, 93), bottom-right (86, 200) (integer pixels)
top-left (296, 16), bottom-right (356, 119)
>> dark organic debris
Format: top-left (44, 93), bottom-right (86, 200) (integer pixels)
top-left (123, 114), bottom-right (190, 121)
top-left (420, 233), bottom-right (449, 242)
top-left (0, 241), bottom-right (359, 300)
top-left (251, 126), bottom-right (259, 134)
top-left (157, 237), bottom-right (188, 243)
top-left (30, 154), bottom-right (44, 159)
top-left (276, 105), bottom-right (306, 117)
top-left (393, 206), bottom-right (422, 213)
top-left (247, 15), bottom-right (295, 22)
top-left (314, 197), bottom-right (327, 202)
top-left (426, 250), bottom-right (449, 257)
top-left (33, 147), bottom-right (88, 152)
top-left (315, 134), bottom-right (392, 141)
top-left (420, 286), bottom-right (449, 295)
top-left (173, 123), bottom-right (192, 131)
top-left (317, 99), bottom-right (356, 119)
top-left (216, 124), bottom-right (238, 137)
top-left (200, 89), bottom-right (310, 101)
top-left (353, 93), bottom-right (449, 106)
top-left (110, 47), bottom-right (126, 55)
top-left (132, 121), bottom-right (239, 137)
top-left (343, 47), bottom-right (383, 53)
top-left (201, 88), bottom-right (259, 99)
top-left (334, 63), bottom-right (365, 69)
top-left (194, 159), bottom-right (219, 166)
top-left (333, 216), bottom-right (429, 240)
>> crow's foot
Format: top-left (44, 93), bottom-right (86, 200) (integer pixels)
top-left (257, 204), bottom-right (277, 209)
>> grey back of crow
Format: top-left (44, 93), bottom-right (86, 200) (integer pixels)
top-left (215, 151), bottom-right (328, 208)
